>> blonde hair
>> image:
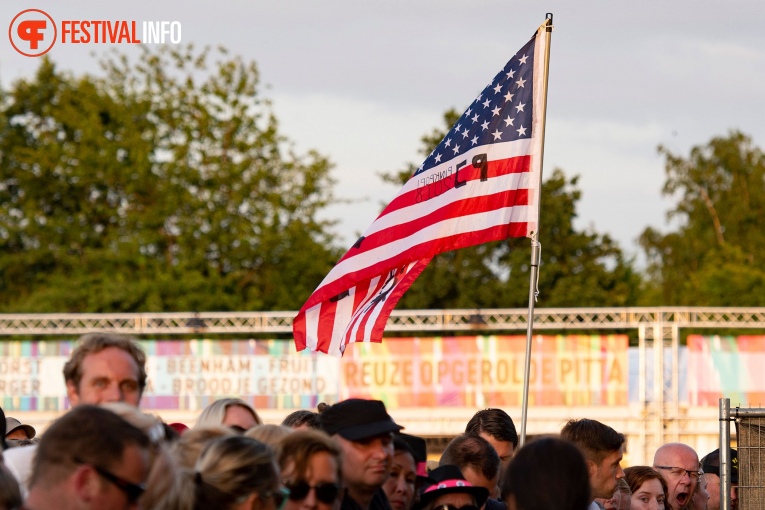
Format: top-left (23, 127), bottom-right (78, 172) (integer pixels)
top-left (194, 398), bottom-right (262, 430)
top-left (245, 424), bottom-right (293, 455)
top-left (172, 436), bottom-right (279, 510)
top-left (171, 426), bottom-right (234, 470)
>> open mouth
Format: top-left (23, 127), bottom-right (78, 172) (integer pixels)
top-left (676, 492), bottom-right (689, 506)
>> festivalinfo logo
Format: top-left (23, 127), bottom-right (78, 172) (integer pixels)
top-left (9, 8), bottom-right (182, 57)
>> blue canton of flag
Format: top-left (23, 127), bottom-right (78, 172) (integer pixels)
top-left (415, 36), bottom-right (535, 177)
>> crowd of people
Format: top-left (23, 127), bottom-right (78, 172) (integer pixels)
top-left (0, 332), bottom-right (740, 510)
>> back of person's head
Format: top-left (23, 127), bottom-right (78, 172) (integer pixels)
top-left (99, 401), bottom-right (166, 444)
top-left (175, 435), bottom-right (279, 510)
top-left (282, 410), bottom-right (321, 429)
top-left (62, 332), bottom-right (147, 393)
top-left (30, 405), bottom-right (150, 488)
top-left (0, 463), bottom-right (22, 510)
top-left (440, 433), bottom-right (500, 482)
top-left (560, 419), bottom-right (625, 464)
top-left (501, 436), bottom-right (590, 510)
top-left (171, 426), bottom-right (234, 469)
top-left (194, 398), bottom-right (262, 431)
top-left (465, 408), bottom-right (519, 448)
top-left (245, 424), bottom-right (293, 454)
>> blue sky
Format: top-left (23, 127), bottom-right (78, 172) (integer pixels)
top-left (2, 1), bottom-right (763, 264)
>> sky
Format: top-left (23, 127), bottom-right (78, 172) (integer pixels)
top-left (2, 1), bottom-right (764, 264)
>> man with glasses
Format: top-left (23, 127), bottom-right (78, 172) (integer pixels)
top-left (24, 405), bottom-right (151, 510)
top-left (653, 442), bottom-right (701, 510)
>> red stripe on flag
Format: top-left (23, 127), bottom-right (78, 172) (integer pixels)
top-left (337, 187), bottom-right (528, 264)
top-left (301, 221), bottom-right (526, 310)
top-left (380, 155), bottom-right (530, 218)
top-left (293, 312), bottom-right (307, 351)
top-left (316, 298), bottom-right (338, 349)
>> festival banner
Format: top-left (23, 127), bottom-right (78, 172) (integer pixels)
top-left (686, 335), bottom-right (765, 406)
top-left (0, 335), bottom-right (627, 411)
top-left (340, 335), bottom-right (628, 407)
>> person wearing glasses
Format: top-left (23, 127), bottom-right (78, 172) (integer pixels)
top-left (24, 405), bottom-right (151, 510)
top-left (560, 419), bottom-right (626, 510)
top-left (278, 429), bottom-right (343, 510)
top-left (414, 465), bottom-right (489, 510)
top-left (652, 443), bottom-right (701, 510)
top-left (174, 434), bottom-right (288, 510)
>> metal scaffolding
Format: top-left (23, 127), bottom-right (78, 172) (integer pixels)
top-left (2, 307), bottom-right (763, 463)
top-left (2, 307), bottom-right (764, 336)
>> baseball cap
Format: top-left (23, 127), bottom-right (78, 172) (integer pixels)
top-left (5, 417), bottom-right (36, 439)
top-left (413, 465), bottom-right (490, 510)
top-left (701, 448), bottom-right (738, 484)
top-left (319, 399), bottom-right (403, 441)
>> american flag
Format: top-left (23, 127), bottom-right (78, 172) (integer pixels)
top-left (294, 22), bottom-right (550, 357)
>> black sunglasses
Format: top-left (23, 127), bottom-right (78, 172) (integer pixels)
top-left (73, 456), bottom-right (145, 503)
top-left (285, 480), bottom-right (341, 504)
top-left (432, 505), bottom-right (480, 510)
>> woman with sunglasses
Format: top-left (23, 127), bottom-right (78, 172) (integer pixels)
top-left (413, 465), bottom-right (488, 510)
top-left (175, 435), bottom-right (288, 510)
top-left (278, 429), bottom-right (343, 510)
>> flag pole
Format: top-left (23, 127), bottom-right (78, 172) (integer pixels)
top-left (519, 13), bottom-right (553, 447)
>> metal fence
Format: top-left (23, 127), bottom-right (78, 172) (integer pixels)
top-left (720, 399), bottom-right (765, 510)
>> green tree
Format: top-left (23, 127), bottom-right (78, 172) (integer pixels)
top-left (382, 110), bottom-right (641, 309)
top-left (0, 47), bottom-right (340, 312)
top-left (639, 131), bottom-right (765, 305)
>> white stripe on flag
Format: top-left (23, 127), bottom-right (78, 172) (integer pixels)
top-left (366, 170), bottom-right (531, 237)
top-left (321, 204), bottom-right (531, 288)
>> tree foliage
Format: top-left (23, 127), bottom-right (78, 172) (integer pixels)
top-left (639, 131), bottom-right (765, 305)
top-left (0, 47), bottom-right (340, 312)
top-left (383, 109), bottom-right (641, 309)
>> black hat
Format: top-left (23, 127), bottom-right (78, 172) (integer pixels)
top-left (396, 433), bottom-right (431, 481)
top-left (701, 448), bottom-right (738, 484)
top-left (319, 399), bottom-right (403, 441)
top-left (413, 465), bottom-right (489, 510)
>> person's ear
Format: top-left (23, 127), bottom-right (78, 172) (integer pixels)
top-left (72, 465), bottom-right (100, 503)
top-left (66, 380), bottom-right (80, 406)
top-left (585, 459), bottom-right (598, 479)
top-left (245, 492), bottom-right (261, 510)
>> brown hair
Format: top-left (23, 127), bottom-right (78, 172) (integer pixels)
top-left (62, 332), bottom-right (147, 393)
top-left (278, 429), bottom-right (341, 482)
top-left (30, 405), bottom-right (150, 487)
top-left (624, 466), bottom-right (668, 500)
top-left (560, 419), bottom-right (625, 464)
